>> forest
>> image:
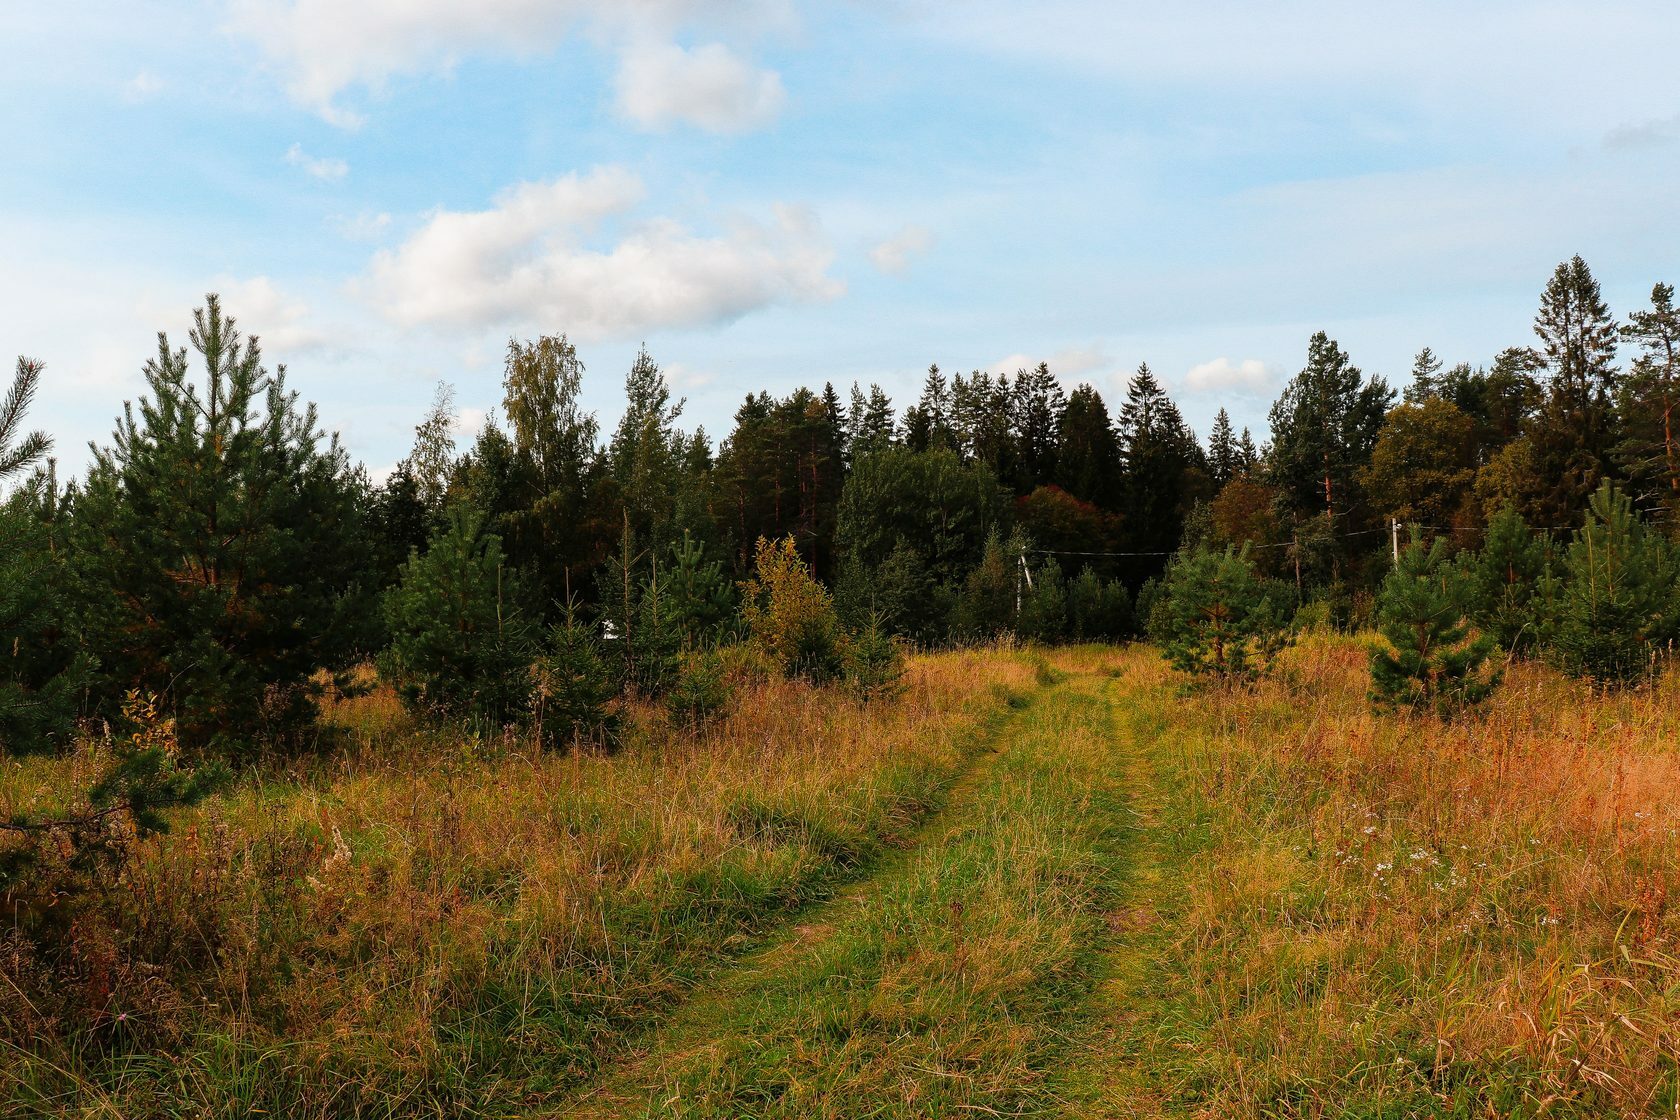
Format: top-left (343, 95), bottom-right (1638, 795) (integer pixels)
top-left (3, 253), bottom-right (1680, 1116)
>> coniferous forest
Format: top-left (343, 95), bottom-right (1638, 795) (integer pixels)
top-left (4, 254), bottom-right (1680, 1117)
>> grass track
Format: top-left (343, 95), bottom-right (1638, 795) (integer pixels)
top-left (560, 650), bottom-right (1145, 1119)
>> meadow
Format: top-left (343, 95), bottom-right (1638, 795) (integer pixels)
top-left (5, 637), bottom-right (1680, 1118)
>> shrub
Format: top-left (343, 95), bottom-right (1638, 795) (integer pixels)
top-left (951, 529), bottom-right (1025, 641)
top-left (1369, 533), bottom-right (1500, 713)
top-left (1552, 482), bottom-right (1680, 685)
top-left (740, 537), bottom-right (845, 683)
top-left (1067, 565), bottom-right (1134, 642)
top-left (1149, 545), bottom-right (1288, 681)
top-left (382, 508), bottom-right (534, 728)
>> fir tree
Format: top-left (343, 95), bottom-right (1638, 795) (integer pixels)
top-left (1010, 362), bottom-right (1064, 492)
top-left (1520, 256), bottom-right (1622, 526)
top-left (531, 607), bottom-right (619, 748)
top-left (1369, 533), bottom-right (1500, 713)
top-left (1402, 346), bottom-right (1444, 404)
top-left (902, 365), bottom-right (954, 452)
top-left (1117, 364), bottom-right (1204, 575)
top-left (71, 296), bottom-right (370, 753)
top-left (1207, 407), bottom-right (1239, 487)
top-left (1552, 483), bottom-right (1679, 684)
top-left (1055, 384), bottom-right (1120, 506)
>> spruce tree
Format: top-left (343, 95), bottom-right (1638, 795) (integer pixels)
top-left (1370, 533), bottom-right (1500, 713)
top-left (71, 297), bottom-right (369, 753)
top-left (1552, 482), bottom-right (1679, 684)
top-left (1010, 361), bottom-right (1064, 493)
top-left (1117, 364), bottom-right (1204, 574)
top-left (1055, 384), bottom-right (1121, 506)
top-left (1017, 557), bottom-right (1068, 643)
top-left (1521, 256), bottom-right (1622, 526)
top-left (1207, 407), bottom-right (1239, 487)
top-left (1463, 504), bottom-right (1550, 654)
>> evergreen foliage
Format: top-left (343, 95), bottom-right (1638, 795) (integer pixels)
top-left (0, 499), bottom-right (90, 755)
top-left (1149, 545), bottom-right (1288, 681)
top-left (1463, 505), bottom-right (1551, 653)
top-left (70, 296), bottom-right (369, 754)
top-left (531, 608), bottom-right (619, 748)
top-left (1552, 483), bottom-right (1679, 684)
top-left (1016, 557), bottom-right (1069, 643)
top-left (382, 509), bottom-right (533, 727)
top-left (1369, 533), bottom-right (1500, 713)
top-left (842, 615), bottom-right (907, 702)
top-left (1267, 332), bottom-right (1393, 528)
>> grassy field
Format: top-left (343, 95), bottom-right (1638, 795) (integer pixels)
top-left (5, 638), bottom-right (1680, 1117)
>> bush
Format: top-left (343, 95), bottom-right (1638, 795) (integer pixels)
top-left (1149, 545), bottom-right (1288, 681)
top-left (951, 529), bottom-right (1024, 641)
top-left (740, 537), bottom-right (845, 683)
top-left (1552, 482), bottom-right (1680, 685)
top-left (382, 508), bottom-right (534, 728)
top-left (1066, 565), bottom-right (1134, 641)
top-left (1369, 533), bottom-right (1500, 714)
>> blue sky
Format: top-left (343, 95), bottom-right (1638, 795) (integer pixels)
top-left (6, 1), bottom-right (1680, 477)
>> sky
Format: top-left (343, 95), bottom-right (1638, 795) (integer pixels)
top-left (6, 1), bottom-right (1680, 478)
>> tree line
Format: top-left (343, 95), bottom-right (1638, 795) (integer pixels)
top-left (3, 254), bottom-right (1679, 763)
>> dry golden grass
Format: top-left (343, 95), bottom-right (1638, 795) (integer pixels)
top-left (0, 649), bottom-right (1036, 1117)
top-left (1110, 633), bottom-right (1680, 1116)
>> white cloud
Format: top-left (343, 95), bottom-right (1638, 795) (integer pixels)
top-left (615, 40), bottom-right (784, 133)
top-left (122, 70), bottom-right (163, 103)
top-left (364, 166), bottom-right (842, 339)
top-left (285, 142), bottom-right (349, 181)
top-left (227, 0), bottom-right (791, 128)
top-left (664, 361), bottom-right (714, 389)
top-left (215, 276), bottom-right (333, 355)
top-left (987, 344), bottom-right (1108, 379)
top-left (869, 225), bottom-right (934, 276)
top-left (453, 406), bottom-right (488, 437)
top-left (1184, 357), bottom-right (1273, 393)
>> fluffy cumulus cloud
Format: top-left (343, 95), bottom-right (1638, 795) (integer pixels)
top-left (213, 276), bottom-right (333, 355)
top-left (615, 41), bottom-right (784, 133)
top-left (365, 166), bottom-right (842, 338)
top-left (228, 0), bottom-right (789, 128)
top-left (285, 142), bottom-right (348, 181)
top-left (868, 225), bottom-right (934, 276)
top-left (1184, 357), bottom-right (1273, 392)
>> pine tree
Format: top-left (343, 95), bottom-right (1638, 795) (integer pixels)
top-left (1267, 331), bottom-right (1393, 526)
top-left (1463, 504), bottom-right (1550, 654)
top-left (1552, 482), bottom-right (1679, 684)
top-left (664, 532), bottom-right (736, 647)
top-left (1619, 282), bottom-right (1680, 520)
top-left (1, 357), bottom-right (51, 483)
top-left (71, 296), bottom-right (370, 753)
top-left (1, 362), bottom-right (87, 755)
top-left (1148, 544), bottom-right (1287, 681)
top-left (1369, 533), bottom-right (1500, 713)
top-left (1010, 362), bottom-right (1064, 492)
top-left (1402, 346), bottom-right (1444, 404)
top-left (382, 508), bottom-right (534, 727)
top-left (608, 347), bottom-right (686, 552)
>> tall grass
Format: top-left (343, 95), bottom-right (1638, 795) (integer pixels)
top-left (0, 651), bottom-right (1035, 1118)
top-left (1112, 634), bottom-right (1680, 1116)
